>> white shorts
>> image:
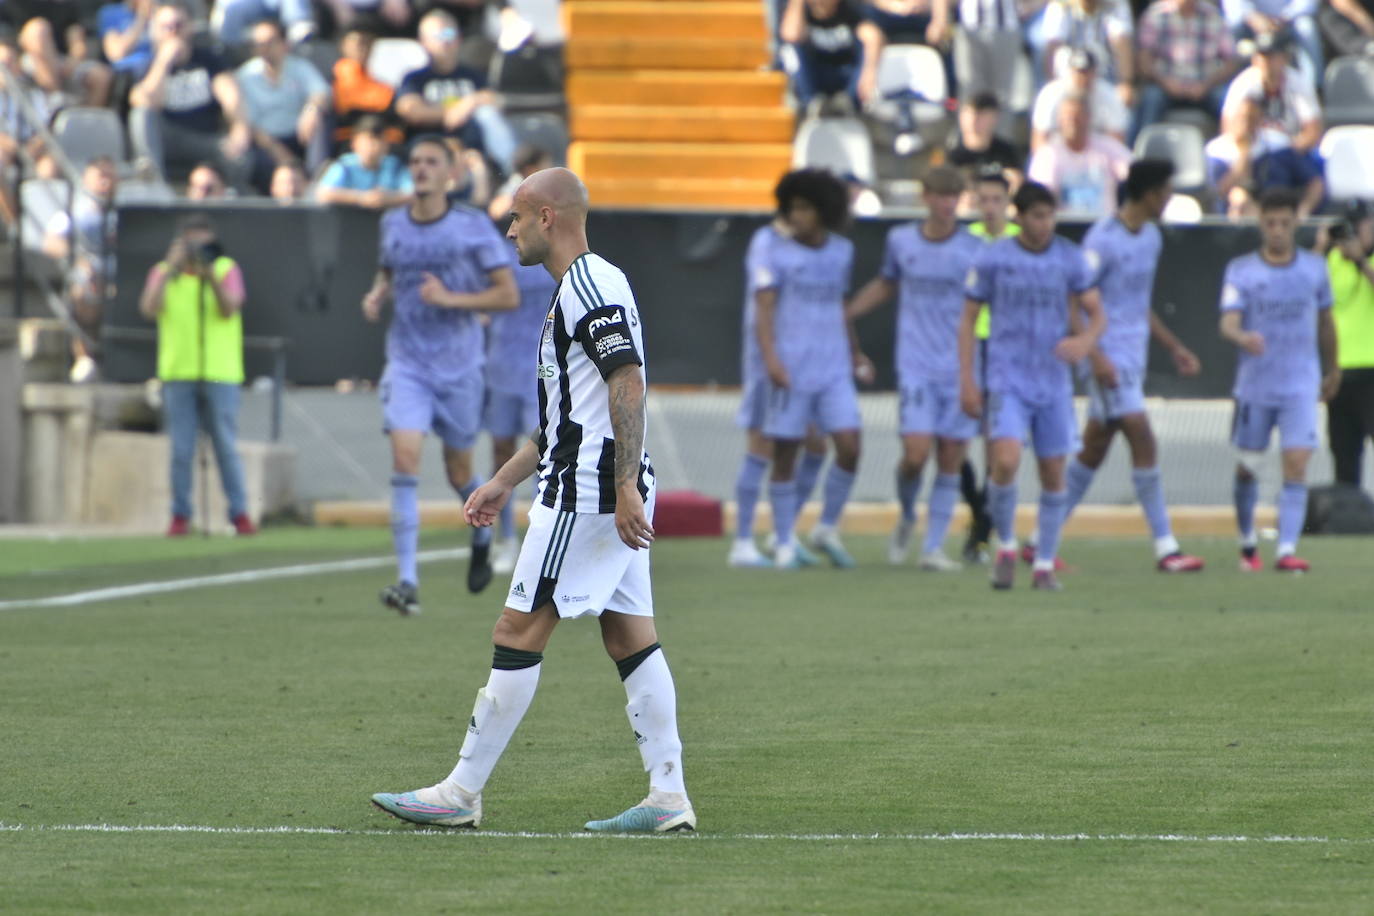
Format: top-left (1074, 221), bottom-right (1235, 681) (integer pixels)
top-left (503, 490), bottom-right (656, 619)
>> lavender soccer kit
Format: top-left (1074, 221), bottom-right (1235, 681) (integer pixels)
top-left (379, 204), bottom-right (513, 448)
top-left (882, 222), bottom-right (984, 440)
top-left (757, 231), bottom-right (861, 439)
top-left (1221, 250), bottom-right (1332, 452)
top-left (1080, 216), bottom-right (1162, 421)
top-left (737, 224), bottom-right (780, 429)
top-left (485, 255), bottom-right (559, 438)
top-left (965, 235), bottom-right (1096, 457)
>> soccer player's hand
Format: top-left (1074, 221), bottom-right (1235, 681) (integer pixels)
top-left (418, 272), bottom-right (451, 307)
top-left (1172, 345), bottom-right (1202, 376)
top-left (960, 381), bottom-right (983, 419)
top-left (766, 360), bottom-right (790, 389)
top-left (615, 489), bottom-right (655, 550)
top-left (362, 286), bottom-right (386, 322)
top-left (464, 479), bottom-right (512, 528)
top-left (1054, 334), bottom-right (1093, 365)
top-left (1238, 331), bottom-right (1265, 356)
top-left (1090, 353), bottom-right (1118, 389)
top-left (853, 351), bottom-right (876, 386)
top-left (1321, 368), bottom-right (1342, 402)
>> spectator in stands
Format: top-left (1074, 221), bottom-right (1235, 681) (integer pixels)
top-left (1319, 0), bottom-right (1374, 56)
top-left (139, 213), bottom-right (256, 537)
top-left (315, 114), bottom-right (412, 208)
top-left (18, 15), bottom-right (112, 107)
top-left (444, 136), bottom-right (492, 208)
top-left (1041, 0), bottom-right (1135, 102)
top-left (863, 0), bottom-right (956, 94)
top-left (949, 92), bottom-right (1025, 186)
top-left (1205, 96), bottom-right (1323, 217)
top-left (1220, 29), bottom-right (1323, 154)
top-left (395, 9), bottom-right (516, 175)
top-left (1221, 0), bottom-right (1322, 85)
top-left (128, 1), bottom-right (254, 187)
top-left (43, 156), bottom-right (118, 383)
top-left (235, 17), bottom-right (332, 193)
top-left (1318, 201), bottom-right (1374, 487)
top-left (270, 159), bottom-right (307, 201)
top-left (0, 27), bottom-right (56, 227)
top-left (331, 22), bottom-right (404, 155)
top-left (953, 0), bottom-right (1023, 103)
top-left (1031, 47), bottom-right (1128, 150)
top-left (779, 0), bottom-right (884, 114)
top-left (185, 160), bottom-right (230, 199)
top-left (1133, 0), bottom-right (1237, 143)
top-left (98, 0), bottom-right (156, 75)
top-left (316, 0), bottom-right (412, 37)
top-left (1026, 90), bottom-right (1131, 215)
top-left (212, 0), bottom-right (316, 48)
top-left (486, 142), bottom-right (551, 221)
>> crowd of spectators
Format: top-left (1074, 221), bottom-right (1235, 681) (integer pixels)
top-left (779, 0), bottom-right (1374, 221)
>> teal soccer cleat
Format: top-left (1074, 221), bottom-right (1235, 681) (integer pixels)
top-left (371, 790), bottom-right (481, 828)
top-left (584, 797), bottom-right (696, 833)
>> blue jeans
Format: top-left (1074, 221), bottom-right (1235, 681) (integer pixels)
top-left (213, 0), bottom-right (314, 44)
top-left (780, 42), bottom-right (862, 106)
top-left (164, 380), bottom-right (248, 521)
top-left (1130, 81), bottom-right (1228, 145)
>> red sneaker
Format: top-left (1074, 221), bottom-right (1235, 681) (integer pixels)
top-left (1275, 555), bottom-right (1309, 573)
top-left (167, 516), bottom-right (190, 537)
top-left (1238, 551), bottom-right (1263, 572)
top-left (232, 514), bottom-right (258, 536)
top-left (1158, 552), bottom-right (1205, 573)
top-left (1019, 543), bottom-right (1067, 571)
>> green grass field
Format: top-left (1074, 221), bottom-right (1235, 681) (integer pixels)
top-left (3, 528), bottom-right (1373, 914)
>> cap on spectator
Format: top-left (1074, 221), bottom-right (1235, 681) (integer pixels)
top-left (1253, 29), bottom-right (1290, 55)
top-left (971, 91), bottom-right (1001, 112)
top-left (1067, 47), bottom-right (1097, 71)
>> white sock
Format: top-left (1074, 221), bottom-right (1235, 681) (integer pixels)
top-left (445, 662), bottom-right (541, 796)
top-left (623, 648), bottom-right (686, 797)
top-left (1154, 534), bottom-right (1180, 559)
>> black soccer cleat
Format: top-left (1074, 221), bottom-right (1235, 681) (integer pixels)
top-left (380, 581), bottom-right (421, 616)
top-left (467, 541), bottom-right (493, 594)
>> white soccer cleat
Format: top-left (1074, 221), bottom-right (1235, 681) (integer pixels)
top-left (774, 542), bottom-right (803, 570)
top-left (492, 537), bottom-right (519, 574)
top-left (809, 526), bottom-right (856, 569)
top-left (371, 782), bottom-right (481, 828)
top-left (727, 538), bottom-right (772, 568)
top-left (888, 521), bottom-right (914, 565)
top-left (918, 550), bottom-right (963, 572)
top-left (584, 791), bottom-right (696, 833)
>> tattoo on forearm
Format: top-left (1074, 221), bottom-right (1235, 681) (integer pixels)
top-left (608, 370), bottom-right (645, 490)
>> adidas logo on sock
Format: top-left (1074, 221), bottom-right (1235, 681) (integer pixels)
top-left (511, 582), bottom-right (526, 597)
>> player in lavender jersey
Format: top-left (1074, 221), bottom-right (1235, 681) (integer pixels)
top-left (727, 218), bottom-right (831, 569)
top-left (848, 167), bottom-right (983, 571)
top-left (1219, 188), bottom-right (1341, 573)
top-left (484, 245), bottom-right (558, 573)
top-left (362, 135), bottom-right (518, 615)
top-left (1058, 160), bottom-right (1207, 573)
top-left (959, 181), bottom-right (1105, 591)
top-left (755, 169), bottom-right (870, 570)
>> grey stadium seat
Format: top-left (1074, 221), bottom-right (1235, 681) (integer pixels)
top-left (1323, 56), bottom-right (1374, 127)
top-left (507, 112), bottom-right (568, 165)
top-left (51, 107), bottom-right (127, 168)
top-left (1320, 125), bottom-right (1374, 201)
top-left (18, 178), bottom-right (71, 252)
top-left (792, 116), bottom-right (875, 185)
top-left (1133, 123), bottom-right (1207, 193)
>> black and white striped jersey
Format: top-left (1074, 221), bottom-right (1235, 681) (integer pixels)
top-left (535, 252), bottom-right (654, 514)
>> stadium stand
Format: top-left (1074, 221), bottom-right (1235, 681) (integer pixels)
top-left (50, 107), bottom-right (128, 171)
top-left (1319, 124), bottom-right (1374, 202)
top-left (1133, 121), bottom-right (1209, 197)
top-left (1322, 54), bottom-right (1374, 127)
top-left (792, 116), bottom-right (876, 184)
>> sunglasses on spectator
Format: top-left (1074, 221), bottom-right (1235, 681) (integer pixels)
top-left (435, 27), bottom-right (458, 41)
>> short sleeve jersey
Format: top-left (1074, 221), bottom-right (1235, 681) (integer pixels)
top-left (536, 253), bottom-right (653, 514)
top-left (397, 63), bottom-right (488, 137)
top-left (755, 232), bottom-right (854, 391)
top-left (1081, 216), bottom-right (1162, 375)
top-left (158, 47), bottom-right (226, 134)
top-left (881, 222), bottom-right (985, 386)
top-left (966, 235), bottom-right (1096, 403)
top-left (1220, 250), bottom-right (1332, 405)
top-left (235, 55), bottom-right (329, 138)
top-left (378, 204), bottom-right (511, 376)
top-left (487, 252), bottom-right (559, 396)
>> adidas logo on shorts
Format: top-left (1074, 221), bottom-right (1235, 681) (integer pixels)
top-left (511, 582), bottom-right (526, 597)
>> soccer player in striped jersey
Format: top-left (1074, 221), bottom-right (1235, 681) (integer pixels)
top-left (960, 181), bottom-right (1105, 591)
top-left (361, 135), bottom-right (518, 616)
top-left (756, 168), bottom-right (867, 569)
top-left (371, 168), bottom-right (695, 833)
top-left (1060, 159), bottom-right (1206, 572)
top-left (484, 241), bottom-right (559, 573)
top-left (729, 214), bottom-right (829, 569)
top-left (1220, 187), bottom-right (1341, 572)
top-left (848, 166), bottom-right (983, 570)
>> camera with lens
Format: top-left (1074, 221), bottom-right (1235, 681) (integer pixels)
top-left (1329, 200), bottom-right (1371, 247)
top-left (190, 240), bottom-right (224, 264)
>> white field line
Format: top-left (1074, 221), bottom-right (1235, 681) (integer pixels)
top-left (0, 548), bottom-right (468, 612)
top-left (0, 823), bottom-right (1367, 844)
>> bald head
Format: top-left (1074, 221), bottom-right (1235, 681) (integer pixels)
top-left (507, 167), bottom-right (593, 272)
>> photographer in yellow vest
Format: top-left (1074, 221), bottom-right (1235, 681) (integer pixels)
top-left (1323, 201), bottom-right (1374, 488)
top-left (138, 214), bottom-right (256, 537)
